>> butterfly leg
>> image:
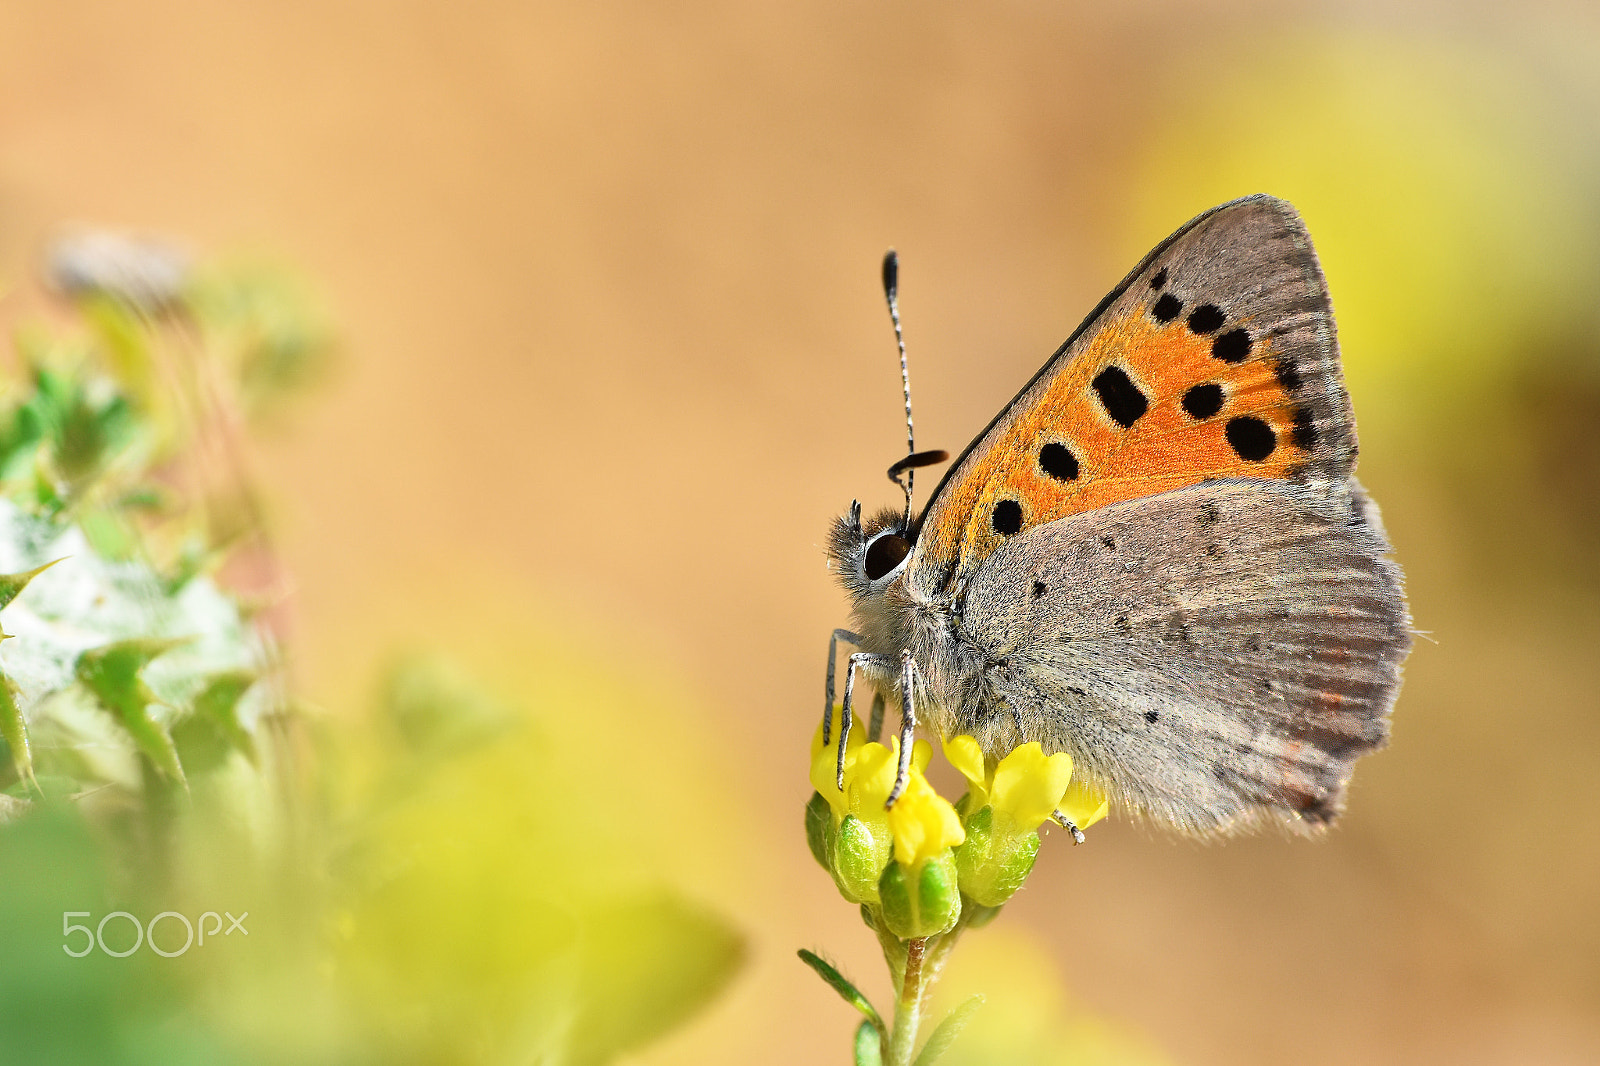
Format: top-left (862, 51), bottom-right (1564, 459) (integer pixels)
top-left (1050, 810), bottom-right (1086, 846)
top-left (885, 650), bottom-right (920, 808)
top-left (838, 651), bottom-right (898, 789)
top-left (823, 628), bottom-right (863, 745)
top-left (867, 691), bottom-right (885, 744)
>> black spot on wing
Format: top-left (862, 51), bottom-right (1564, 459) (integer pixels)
top-left (1212, 328), bottom-right (1251, 364)
top-left (1187, 304), bottom-right (1225, 334)
top-left (1292, 408), bottom-right (1318, 450)
top-left (1092, 365), bottom-right (1148, 428)
top-left (1151, 293), bottom-right (1183, 323)
top-left (1226, 416), bottom-right (1277, 461)
top-left (1038, 442), bottom-right (1079, 481)
top-left (1150, 267), bottom-right (1168, 290)
top-left (1182, 383), bottom-right (1224, 419)
top-left (1275, 358), bottom-right (1303, 391)
top-left (992, 499), bottom-right (1023, 535)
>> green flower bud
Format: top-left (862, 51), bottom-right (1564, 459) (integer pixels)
top-left (832, 814), bottom-right (892, 904)
top-left (878, 851), bottom-right (961, 939)
top-left (953, 805), bottom-right (1041, 907)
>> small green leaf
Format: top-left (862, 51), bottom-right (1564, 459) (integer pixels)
top-left (854, 1019), bottom-right (885, 1066)
top-left (797, 949), bottom-right (886, 1037)
top-left (0, 673), bottom-right (33, 787)
top-left (171, 670), bottom-right (258, 772)
top-left (76, 638), bottom-right (189, 786)
top-left (0, 558), bottom-right (62, 611)
top-left (912, 994), bottom-right (984, 1066)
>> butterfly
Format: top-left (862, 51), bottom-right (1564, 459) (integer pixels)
top-left (824, 195), bottom-right (1411, 837)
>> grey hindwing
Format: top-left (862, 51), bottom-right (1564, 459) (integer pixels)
top-left (946, 478), bottom-right (1410, 836)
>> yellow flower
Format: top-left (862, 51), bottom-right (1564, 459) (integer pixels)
top-left (943, 737), bottom-right (1075, 907)
top-left (848, 736), bottom-right (931, 821)
top-left (809, 707), bottom-right (936, 824)
top-left (942, 737), bottom-right (1078, 832)
top-left (809, 706), bottom-right (866, 819)
top-left (875, 753), bottom-right (964, 938)
top-left (885, 766), bottom-right (964, 868)
top-left (990, 744), bottom-right (1075, 832)
top-left (808, 709), bottom-right (944, 905)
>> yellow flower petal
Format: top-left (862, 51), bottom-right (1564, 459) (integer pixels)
top-left (1056, 777), bottom-right (1110, 831)
top-left (940, 733), bottom-right (991, 812)
top-left (845, 741), bottom-right (899, 819)
top-left (886, 769), bottom-right (965, 867)
top-left (941, 734), bottom-right (986, 788)
top-left (809, 706), bottom-right (865, 817)
top-left (989, 743), bottom-right (1074, 832)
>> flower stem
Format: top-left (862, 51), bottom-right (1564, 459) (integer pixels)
top-left (883, 905), bottom-right (978, 1065)
top-left (887, 936), bottom-right (928, 1066)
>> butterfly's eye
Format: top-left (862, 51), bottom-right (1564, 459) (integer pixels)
top-left (863, 533), bottom-right (910, 581)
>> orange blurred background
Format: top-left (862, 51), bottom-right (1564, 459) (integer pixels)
top-left (3, 2), bottom-right (1598, 1063)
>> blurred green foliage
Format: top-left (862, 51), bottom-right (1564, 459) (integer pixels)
top-left (0, 245), bottom-right (742, 1065)
top-left (926, 929), bottom-right (1169, 1066)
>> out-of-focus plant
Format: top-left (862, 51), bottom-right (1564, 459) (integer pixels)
top-left (802, 706), bottom-right (1107, 1065)
top-left (0, 229), bottom-right (308, 826)
top-left (0, 232), bottom-right (742, 1065)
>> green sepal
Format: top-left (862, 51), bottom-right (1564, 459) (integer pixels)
top-left (854, 1018), bottom-right (885, 1066)
top-left (953, 805), bottom-right (1040, 907)
top-left (878, 851), bottom-right (961, 939)
top-left (832, 814), bottom-right (890, 904)
top-left (75, 638), bottom-right (189, 786)
top-left (805, 790), bottom-right (833, 869)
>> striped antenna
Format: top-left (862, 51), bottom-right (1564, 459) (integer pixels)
top-left (883, 250), bottom-right (915, 525)
top-left (881, 250), bottom-right (948, 528)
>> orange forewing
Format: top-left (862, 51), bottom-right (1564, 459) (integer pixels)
top-left (918, 305), bottom-right (1304, 581)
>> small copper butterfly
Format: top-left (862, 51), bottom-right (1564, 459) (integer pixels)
top-left (825, 195), bottom-right (1411, 836)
